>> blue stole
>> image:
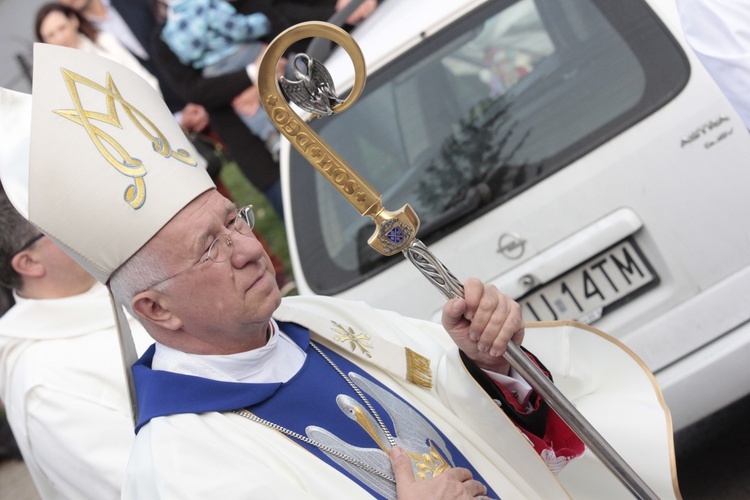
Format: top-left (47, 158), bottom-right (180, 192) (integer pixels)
top-left (132, 322), bottom-right (498, 499)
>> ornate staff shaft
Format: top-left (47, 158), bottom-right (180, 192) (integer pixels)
top-left (258, 21), bottom-right (657, 500)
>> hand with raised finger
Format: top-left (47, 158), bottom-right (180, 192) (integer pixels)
top-left (391, 446), bottom-right (489, 499)
top-left (441, 278), bottom-right (525, 374)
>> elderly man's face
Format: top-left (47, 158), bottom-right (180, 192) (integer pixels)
top-left (146, 189), bottom-right (281, 353)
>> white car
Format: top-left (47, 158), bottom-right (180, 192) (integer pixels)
top-left (279, 0), bottom-right (750, 432)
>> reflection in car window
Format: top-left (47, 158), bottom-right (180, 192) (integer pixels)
top-left (289, 0), bottom-right (688, 295)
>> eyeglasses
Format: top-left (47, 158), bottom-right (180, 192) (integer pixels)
top-left (149, 205), bottom-right (255, 289)
top-left (16, 233), bottom-right (45, 254)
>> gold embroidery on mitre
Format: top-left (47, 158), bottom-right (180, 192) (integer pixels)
top-left (406, 442), bottom-right (451, 480)
top-left (54, 69), bottom-right (198, 209)
top-left (331, 321), bottom-right (373, 358)
top-left (405, 348), bottom-right (432, 389)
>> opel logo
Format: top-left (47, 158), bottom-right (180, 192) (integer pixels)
top-left (497, 232), bottom-right (526, 259)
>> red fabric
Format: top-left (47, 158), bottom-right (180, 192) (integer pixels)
top-left (520, 407), bottom-right (586, 460)
top-left (491, 363), bottom-right (585, 463)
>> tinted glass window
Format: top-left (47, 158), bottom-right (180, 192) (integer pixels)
top-left (289, 0), bottom-right (689, 295)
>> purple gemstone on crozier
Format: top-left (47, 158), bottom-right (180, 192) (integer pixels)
top-left (386, 227), bottom-right (405, 244)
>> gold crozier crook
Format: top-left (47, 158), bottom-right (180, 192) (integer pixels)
top-left (257, 22), bottom-right (420, 256)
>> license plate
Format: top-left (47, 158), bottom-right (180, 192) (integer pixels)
top-left (519, 239), bottom-right (658, 324)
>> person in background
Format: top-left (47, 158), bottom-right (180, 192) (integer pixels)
top-left (676, 0), bottom-right (750, 129)
top-left (149, 0), bottom-right (379, 219)
top-left (35, 2), bottom-right (162, 94)
top-left (150, 0), bottom-right (286, 217)
top-left (55, 0), bottom-right (155, 68)
top-left (56, 0), bottom-right (189, 114)
top-left (161, 0), bottom-right (282, 160)
top-left (0, 188), bottom-right (152, 499)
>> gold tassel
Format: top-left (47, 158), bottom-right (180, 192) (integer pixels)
top-left (405, 348), bottom-right (432, 389)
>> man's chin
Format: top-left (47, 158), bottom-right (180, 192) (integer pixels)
top-left (248, 273), bottom-right (282, 304)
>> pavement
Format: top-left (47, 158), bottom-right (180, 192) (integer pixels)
top-left (0, 459), bottom-right (40, 499)
top-left (674, 393), bottom-right (750, 499)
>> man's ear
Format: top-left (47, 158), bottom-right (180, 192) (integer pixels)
top-left (10, 251), bottom-right (44, 279)
top-left (132, 290), bottom-right (183, 331)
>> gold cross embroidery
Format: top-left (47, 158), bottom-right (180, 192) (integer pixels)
top-left (331, 321), bottom-right (373, 358)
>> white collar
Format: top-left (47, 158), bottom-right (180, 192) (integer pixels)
top-left (152, 319), bottom-right (306, 383)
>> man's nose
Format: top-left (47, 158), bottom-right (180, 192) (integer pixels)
top-left (230, 231), bottom-right (265, 267)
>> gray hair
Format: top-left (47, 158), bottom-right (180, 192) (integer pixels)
top-left (0, 188), bottom-right (38, 290)
top-left (109, 239), bottom-right (168, 318)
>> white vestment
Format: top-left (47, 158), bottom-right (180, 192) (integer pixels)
top-left (676, 0), bottom-right (750, 128)
top-left (0, 283), bottom-right (152, 499)
top-left (123, 295), bottom-right (679, 499)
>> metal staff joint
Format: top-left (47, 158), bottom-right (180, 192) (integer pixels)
top-left (257, 21), bottom-right (657, 500)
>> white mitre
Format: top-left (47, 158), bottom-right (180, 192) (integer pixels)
top-left (0, 44), bottom-right (215, 420)
top-left (28, 44), bottom-right (214, 282)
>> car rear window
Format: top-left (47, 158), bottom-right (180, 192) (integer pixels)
top-left (288, 0), bottom-right (689, 295)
